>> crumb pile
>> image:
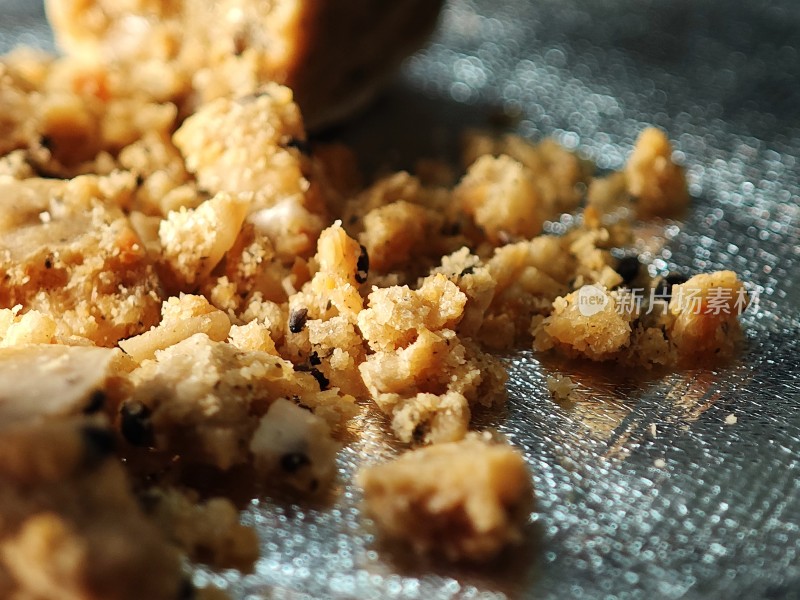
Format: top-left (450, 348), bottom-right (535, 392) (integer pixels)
top-left (0, 3), bottom-right (751, 596)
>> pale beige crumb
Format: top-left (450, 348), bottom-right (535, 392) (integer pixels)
top-left (358, 435), bottom-right (533, 562)
top-left (158, 192), bottom-right (249, 288)
top-left (625, 127), bottom-right (689, 217)
top-left (119, 295), bottom-right (231, 364)
top-left (654, 458), bottom-right (666, 468)
top-left (725, 414), bottom-right (738, 425)
top-left (546, 374), bottom-right (577, 402)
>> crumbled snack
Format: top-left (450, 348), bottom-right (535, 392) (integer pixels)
top-left (249, 398), bottom-right (341, 494)
top-left (126, 333), bottom-right (357, 469)
top-left (667, 271), bottom-right (747, 361)
top-left (0, 344), bottom-right (129, 424)
top-left (0, 418), bottom-right (187, 600)
top-left (625, 127), bottom-right (690, 217)
top-left (0, 306), bottom-right (57, 346)
top-left (461, 132), bottom-right (592, 217)
top-left (1, 1), bottom-right (751, 586)
top-left (357, 273), bottom-right (507, 443)
top-left (546, 374), bottom-right (578, 402)
top-left (454, 154), bottom-right (544, 245)
top-left (358, 434), bottom-right (533, 561)
top-left (119, 294), bottom-right (232, 363)
top-left (0, 175), bottom-right (162, 346)
top-left (141, 487), bottom-right (259, 572)
top-left (173, 86), bottom-right (307, 203)
top-left (46, 0), bottom-right (445, 128)
top-left (158, 193), bottom-right (249, 289)
top-left (533, 285), bottom-right (635, 361)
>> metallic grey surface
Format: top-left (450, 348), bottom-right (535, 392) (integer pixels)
top-left (3, 1), bottom-right (799, 598)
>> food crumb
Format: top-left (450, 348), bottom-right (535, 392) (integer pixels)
top-left (724, 413), bottom-right (737, 425)
top-left (654, 458), bottom-right (666, 468)
top-left (546, 374), bottom-right (577, 402)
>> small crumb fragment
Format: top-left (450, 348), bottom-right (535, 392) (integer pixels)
top-left (546, 374), bottom-right (577, 402)
top-left (654, 458), bottom-right (666, 468)
top-left (358, 434), bottom-right (533, 562)
top-left (724, 413), bottom-right (737, 426)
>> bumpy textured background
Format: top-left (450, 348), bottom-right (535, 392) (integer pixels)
top-left (3, 1), bottom-right (799, 598)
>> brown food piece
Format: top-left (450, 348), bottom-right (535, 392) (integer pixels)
top-left (625, 127), bottom-right (690, 217)
top-left (0, 176), bottom-right (162, 346)
top-left (0, 418), bottom-right (185, 600)
top-left (0, 345), bottom-right (129, 424)
top-left (358, 435), bottom-right (533, 561)
top-left (46, 0), bottom-right (445, 128)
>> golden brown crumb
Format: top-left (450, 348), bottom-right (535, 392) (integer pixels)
top-left (625, 127), bottom-right (689, 217)
top-left (0, 419), bottom-right (185, 600)
top-left (667, 271), bottom-right (746, 361)
top-left (0, 176), bottom-right (162, 346)
top-left (358, 434), bottom-right (533, 561)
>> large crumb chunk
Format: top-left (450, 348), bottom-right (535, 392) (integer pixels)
top-left (0, 419), bottom-right (185, 600)
top-left (357, 274), bottom-right (505, 443)
top-left (249, 398), bottom-right (340, 494)
top-left (46, 0), bottom-right (444, 128)
top-left (358, 434), bottom-right (533, 561)
top-left (173, 85), bottom-right (307, 202)
top-left (158, 193), bottom-right (249, 288)
top-left (126, 333), bottom-right (356, 470)
top-left (625, 127), bottom-right (689, 217)
top-left (667, 271), bottom-right (746, 361)
top-left (0, 176), bottom-right (162, 346)
top-left (119, 294), bottom-right (231, 363)
top-left (0, 344), bottom-right (127, 424)
top-left (533, 284), bottom-right (633, 361)
top-left (454, 154), bottom-right (543, 245)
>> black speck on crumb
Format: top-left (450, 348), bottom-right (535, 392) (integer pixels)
top-left (83, 390), bottom-right (106, 414)
top-left (355, 244), bottom-right (370, 284)
top-left (288, 307), bottom-right (309, 334)
top-left (309, 351), bottom-right (321, 366)
top-left (81, 426), bottom-right (116, 466)
top-left (120, 402), bottom-right (154, 447)
top-left (44, 257), bottom-right (53, 269)
top-left (310, 367), bottom-right (330, 390)
top-left (616, 255), bottom-right (640, 284)
top-left (280, 452), bottom-right (311, 473)
top-left (459, 265), bottom-right (476, 277)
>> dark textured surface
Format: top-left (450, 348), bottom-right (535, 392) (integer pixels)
top-left (3, 1), bottom-right (799, 598)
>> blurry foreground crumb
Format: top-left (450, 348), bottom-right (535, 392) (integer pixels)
top-left (358, 434), bottom-right (533, 562)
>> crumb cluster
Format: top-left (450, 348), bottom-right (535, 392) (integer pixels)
top-left (0, 2), bottom-right (751, 595)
